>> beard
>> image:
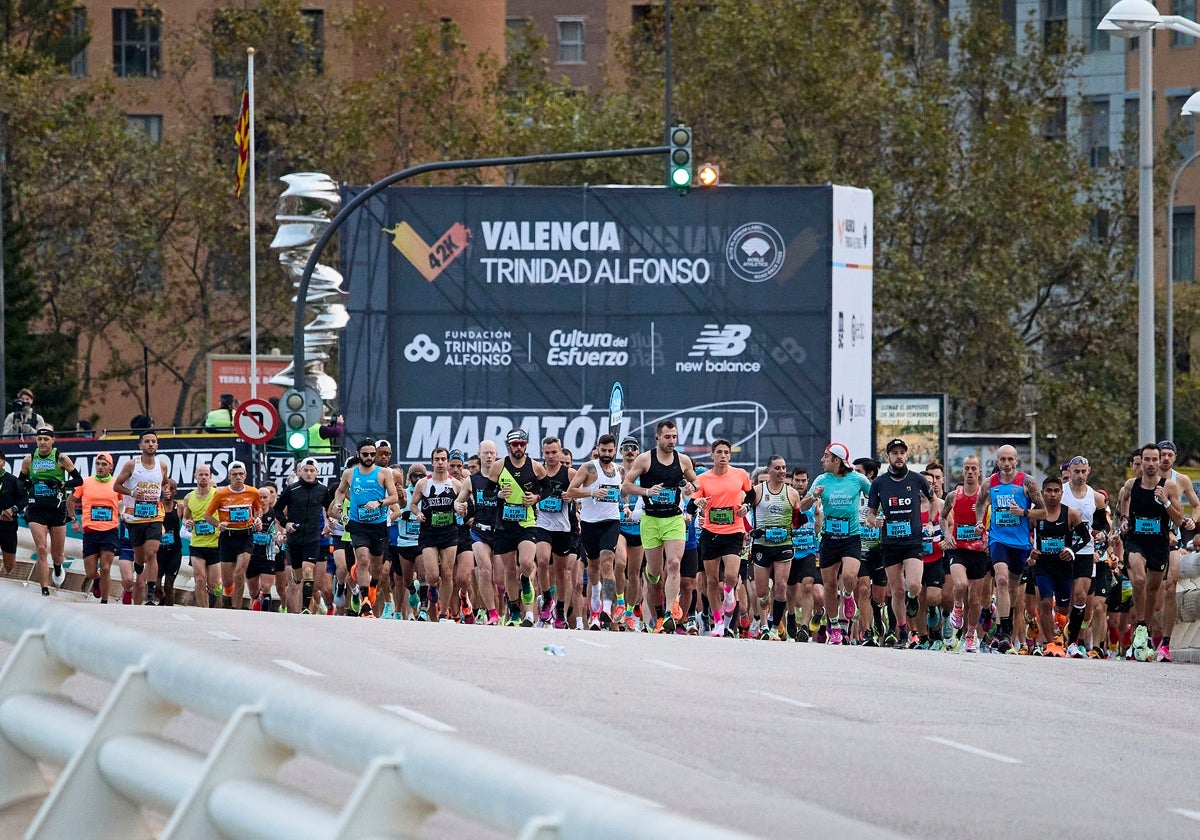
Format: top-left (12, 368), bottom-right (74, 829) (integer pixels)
top-left (599, 454), bottom-right (614, 465)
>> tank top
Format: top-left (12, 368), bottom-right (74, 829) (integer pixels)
top-left (641, 448), bottom-right (684, 517)
top-left (536, 464), bottom-right (571, 532)
top-left (347, 466), bottom-right (386, 524)
top-left (920, 508), bottom-right (942, 563)
top-left (578, 459), bottom-right (622, 523)
top-left (185, 489), bottom-right (219, 547)
top-left (75, 477), bottom-right (120, 531)
top-left (1061, 484), bottom-right (1097, 555)
top-left (160, 505), bottom-right (182, 556)
top-left (950, 486), bottom-right (985, 552)
top-left (28, 448), bottom-right (66, 509)
top-left (470, 471), bottom-right (498, 533)
top-left (498, 456), bottom-right (537, 529)
top-left (125, 457), bottom-right (165, 523)
top-left (1034, 506), bottom-right (1072, 559)
top-left (791, 502), bottom-right (817, 556)
top-left (987, 473), bottom-right (1031, 550)
top-left (1128, 478), bottom-right (1169, 549)
top-left (753, 484), bottom-right (793, 546)
top-left (418, 477), bottom-right (458, 532)
top-left (397, 483), bottom-right (421, 546)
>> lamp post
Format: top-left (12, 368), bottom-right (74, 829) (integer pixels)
top-left (1166, 146), bottom-right (1200, 442)
top-left (1100, 1), bottom-right (1200, 445)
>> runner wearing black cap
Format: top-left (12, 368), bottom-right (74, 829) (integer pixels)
top-left (483, 428), bottom-right (548, 626)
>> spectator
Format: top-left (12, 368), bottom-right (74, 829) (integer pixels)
top-left (3, 388), bottom-right (45, 436)
top-left (204, 394), bottom-right (237, 431)
top-left (130, 414), bottom-right (154, 431)
top-left (74, 419), bottom-right (95, 439)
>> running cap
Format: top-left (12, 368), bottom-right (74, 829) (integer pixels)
top-left (448, 449), bottom-right (464, 462)
top-left (506, 428), bottom-right (529, 444)
top-left (1158, 439), bottom-right (1177, 452)
top-left (885, 438), bottom-right (908, 453)
top-left (95, 452), bottom-right (113, 464)
top-left (297, 457), bottom-right (319, 469)
top-left (620, 436), bottom-right (640, 449)
top-left (228, 460), bottom-right (247, 472)
top-left (375, 439), bottom-right (392, 449)
top-left (825, 442), bottom-right (850, 462)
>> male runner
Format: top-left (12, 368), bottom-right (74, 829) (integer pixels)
top-left (410, 448), bottom-right (463, 621)
top-left (750, 455), bottom-right (803, 640)
top-left (74, 452), bottom-right (121, 603)
top-left (20, 427), bottom-right (81, 596)
top-left (276, 457), bottom-right (333, 614)
top-left (534, 436), bottom-right (575, 626)
top-left (330, 439), bottom-right (400, 617)
top-left (182, 464), bottom-right (219, 608)
top-left (1022, 476), bottom-right (1091, 656)
top-left (112, 431), bottom-right (169, 605)
top-left (943, 455), bottom-right (989, 652)
top-left (484, 429), bottom-right (547, 626)
top-left (203, 461), bottom-right (264, 609)
top-left (691, 438), bottom-right (753, 637)
top-left (565, 433), bottom-right (624, 630)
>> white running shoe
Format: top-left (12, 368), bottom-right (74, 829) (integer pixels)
top-left (51, 565), bottom-right (66, 587)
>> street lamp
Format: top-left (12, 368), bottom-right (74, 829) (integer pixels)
top-left (1166, 142), bottom-right (1200, 442)
top-left (1100, 1), bottom-right (1200, 445)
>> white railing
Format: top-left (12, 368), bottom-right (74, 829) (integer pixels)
top-left (0, 585), bottom-right (747, 839)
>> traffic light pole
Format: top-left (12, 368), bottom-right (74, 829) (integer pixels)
top-left (290, 146), bottom-right (670, 401)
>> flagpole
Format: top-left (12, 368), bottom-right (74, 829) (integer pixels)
top-left (247, 47), bottom-right (257, 401)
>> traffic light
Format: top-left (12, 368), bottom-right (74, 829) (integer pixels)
top-left (668, 125), bottom-right (692, 193)
top-left (281, 386), bottom-right (322, 455)
top-left (697, 162), bottom-right (720, 188)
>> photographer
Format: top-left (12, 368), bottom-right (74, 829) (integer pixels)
top-left (3, 389), bottom-right (45, 436)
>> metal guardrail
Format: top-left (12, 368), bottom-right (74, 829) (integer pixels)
top-left (0, 585), bottom-right (747, 839)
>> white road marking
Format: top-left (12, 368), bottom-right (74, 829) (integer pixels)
top-left (926, 737), bottom-right (1022, 765)
top-left (171, 612), bottom-right (194, 622)
top-left (381, 705), bottom-right (456, 732)
top-left (1171, 808), bottom-right (1200, 822)
top-left (644, 658), bottom-right (687, 671)
top-left (572, 638), bottom-right (610, 648)
top-left (563, 775), bottom-right (662, 809)
top-left (750, 690), bottom-right (816, 709)
top-left (205, 630), bottom-right (240, 641)
top-left (272, 659), bottom-right (323, 677)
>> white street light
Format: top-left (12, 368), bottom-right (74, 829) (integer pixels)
top-left (1166, 148), bottom-right (1200, 441)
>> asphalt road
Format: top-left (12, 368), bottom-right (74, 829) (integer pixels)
top-left (6, 598), bottom-right (1200, 839)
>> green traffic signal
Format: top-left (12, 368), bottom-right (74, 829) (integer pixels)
top-left (667, 124), bottom-right (693, 193)
top-left (287, 429), bottom-right (308, 454)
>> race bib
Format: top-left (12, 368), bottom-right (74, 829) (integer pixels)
top-left (1134, 517), bottom-right (1161, 535)
top-left (763, 527), bottom-right (789, 543)
top-left (600, 486), bottom-right (621, 503)
top-left (33, 481), bottom-right (54, 498)
top-left (160, 532), bottom-right (175, 546)
top-left (252, 532), bottom-right (272, 546)
top-left (403, 518), bottom-right (421, 538)
top-left (538, 496), bottom-right (563, 512)
top-left (194, 521), bottom-right (215, 536)
top-left (650, 488), bottom-right (678, 505)
top-left (229, 506), bottom-right (250, 524)
top-left (792, 532), bottom-right (816, 552)
top-left (91, 506), bottom-right (114, 522)
top-left (1041, 537), bottom-right (1065, 554)
top-left (133, 501), bottom-right (158, 519)
top-left (825, 518), bottom-right (849, 536)
top-left (356, 503), bottom-right (383, 522)
top-left (955, 525), bottom-right (977, 542)
top-left (993, 510), bottom-right (1019, 527)
top-left (502, 503), bottom-right (526, 522)
top-left (430, 511), bottom-right (455, 528)
top-left (922, 538), bottom-right (935, 556)
top-left (708, 506), bottom-right (734, 525)
top-left (885, 521), bottom-right (912, 538)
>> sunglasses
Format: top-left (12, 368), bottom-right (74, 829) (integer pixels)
top-left (1069, 456), bottom-right (1089, 466)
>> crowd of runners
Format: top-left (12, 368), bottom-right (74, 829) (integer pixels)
top-left (2, 423), bottom-right (1194, 663)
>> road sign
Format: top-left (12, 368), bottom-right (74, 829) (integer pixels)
top-left (234, 398), bottom-right (279, 445)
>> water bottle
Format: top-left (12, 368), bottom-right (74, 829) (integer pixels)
top-left (543, 645), bottom-right (566, 657)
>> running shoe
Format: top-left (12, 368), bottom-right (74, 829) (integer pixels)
top-left (624, 614), bottom-right (638, 632)
top-left (739, 613), bottom-right (752, 631)
top-left (841, 591), bottom-right (856, 623)
top-left (381, 602), bottom-right (395, 620)
top-left (1088, 647), bottom-right (1104, 659)
top-left (860, 633), bottom-right (878, 647)
top-left (795, 625), bottom-right (812, 643)
top-left (710, 622), bottom-right (724, 637)
top-left (539, 598), bottom-right (555, 624)
top-left (950, 602), bottom-right (964, 630)
top-left (301, 608), bottom-right (311, 615)
top-left (662, 616), bottom-right (677, 634)
top-left (671, 598), bottom-right (683, 622)
top-left (766, 626), bottom-right (781, 641)
top-left (828, 627), bottom-right (844, 645)
top-left (349, 587), bottom-right (363, 614)
top-left (486, 610), bottom-right (500, 626)
top-left (251, 596), bottom-right (262, 612)
top-left (929, 639), bottom-right (944, 652)
top-left (686, 617), bottom-right (698, 635)
top-left (460, 592), bottom-right (474, 622)
top-left (963, 631), bottom-right (979, 653)
top-left (589, 612), bottom-right (602, 631)
top-left (52, 564), bottom-right (65, 587)
top-left (748, 618), bottom-right (760, 637)
top-left (1156, 644), bottom-right (1172, 663)
top-left (91, 579), bottom-right (102, 600)
top-left (361, 608), bottom-right (377, 619)
top-left (721, 585), bottom-right (736, 614)
top-left (991, 635), bottom-right (1012, 654)
top-left (520, 611), bottom-right (535, 628)
top-left (786, 613), bottom-right (799, 640)
top-left (905, 592), bottom-right (919, 619)
top-left (519, 575), bottom-right (535, 605)
top-left (1132, 624), bottom-right (1150, 659)
top-left (653, 618), bottom-right (665, 634)
top-left (1066, 643), bottom-right (1085, 659)
top-left (814, 625), bottom-right (828, 645)
top-left (333, 584), bottom-right (347, 609)
top-left (979, 606), bottom-right (994, 634)
top-left (417, 609), bottom-right (429, 622)
top-left (612, 602), bottom-right (627, 623)
top-left (553, 617), bottom-right (568, 630)
top-left (407, 584), bottom-right (420, 610)
top-left (1027, 613), bottom-right (1040, 640)
top-left (122, 589), bottom-right (132, 605)
top-left (808, 613), bottom-right (824, 634)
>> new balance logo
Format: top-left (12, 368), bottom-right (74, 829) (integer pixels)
top-left (676, 324), bottom-right (760, 373)
top-left (687, 324), bottom-right (751, 358)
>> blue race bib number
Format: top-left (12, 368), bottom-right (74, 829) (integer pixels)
top-left (956, 525), bottom-right (977, 542)
top-left (600, 486), bottom-right (621, 504)
top-left (160, 532), bottom-right (175, 546)
top-left (1041, 538), bottom-right (1065, 554)
top-left (33, 482), bottom-right (54, 497)
top-left (403, 518), bottom-right (421, 538)
top-left (538, 496), bottom-right (563, 512)
top-left (650, 488), bottom-right (678, 505)
top-left (252, 532), bottom-right (272, 546)
top-left (993, 510), bottom-right (1019, 527)
top-left (195, 521), bottom-right (215, 535)
top-left (922, 539), bottom-right (935, 556)
top-left (825, 518), bottom-right (849, 536)
top-left (133, 501), bottom-right (158, 519)
top-left (502, 504), bottom-right (526, 522)
top-left (356, 504), bottom-right (383, 522)
top-left (91, 506), bottom-right (114, 522)
top-left (886, 521), bottom-right (912, 538)
top-left (1134, 517), bottom-right (1161, 535)
top-left (792, 532), bottom-right (816, 552)
top-left (229, 507), bottom-right (250, 524)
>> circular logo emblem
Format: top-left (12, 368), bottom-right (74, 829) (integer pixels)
top-left (403, 334), bottom-right (440, 362)
top-left (726, 222), bottom-right (786, 283)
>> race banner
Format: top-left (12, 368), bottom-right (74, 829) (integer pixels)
top-left (339, 185), bottom-right (873, 470)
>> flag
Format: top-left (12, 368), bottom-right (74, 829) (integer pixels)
top-left (234, 84), bottom-right (250, 197)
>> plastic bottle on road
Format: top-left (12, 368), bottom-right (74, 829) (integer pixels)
top-left (543, 645), bottom-right (566, 656)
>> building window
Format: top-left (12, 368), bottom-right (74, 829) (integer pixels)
top-left (70, 7), bottom-right (88, 77)
top-left (299, 9), bottom-right (324, 75)
top-left (1174, 0), bottom-right (1197, 47)
top-left (1043, 0), bottom-right (1067, 53)
top-left (1002, 0), bottom-right (1017, 42)
top-left (1170, 94), bottom-right (1197, 158)
top-left (1173, 208), bottom-right (1195, 282)
top-left (506, 17), bottom-right (530, 62)
top-left (557, 18), bottom-right (584, 63)
top-left (126, 114), bottom-right (162, 142)
top-left (1085, 98), bottom-right (1110, 167)
top-left (112, 8), bottom-right (161, 78)
top-left (1086, 0), bottom-right (1110, 52)
top-left (1043, 97), bottom-right (1067, 142)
